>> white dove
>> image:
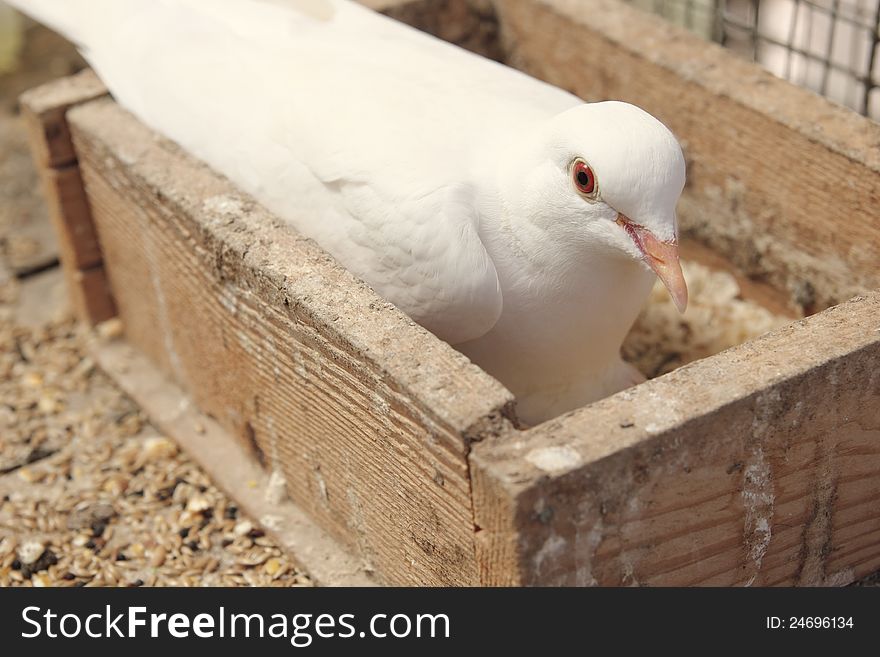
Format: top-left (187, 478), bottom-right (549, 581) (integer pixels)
top-left (10, 0), bottom-right (688, 424)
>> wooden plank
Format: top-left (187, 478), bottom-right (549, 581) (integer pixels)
top-left (19, 68), bottom-right (108, 168)
top-left (68, 97), bottom-right (515, 586)
top-left (92, 337), bottom-right (376, 586)
top-left (67, 265), bottom-right (116, 325)
top-left (19, 70), bottom-right (115, 325)
top-left (471, 293), bottom-right (880, 586)
top-left (493, 0), bottom-right (880, 314)
top-left (40, 164), bottom-right (102, 269)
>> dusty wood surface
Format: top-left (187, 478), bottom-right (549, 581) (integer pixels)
top-left (472, 293), bottom-right (880, 585)
top-left (92, 338), bottom-right (375, 586)
top-left (39, 165), bottom-right (101, 270)
top-left (69, 97), bottom-right (514, 586)
top-left (493, 0), bottom-right (880, 315)
top-left (65, 265), bottom-right (114, 325)
top-left (19, 70), bottom-right (114, 325)
top-left (19, 69), bottom-right (107, 169)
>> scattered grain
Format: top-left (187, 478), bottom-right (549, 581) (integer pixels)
top-left (18, 540), bottom-right (45, 565)
top-left (96, 318), bottom-right (123, 340)
top-left (0, 284), bottom-right (312, 588)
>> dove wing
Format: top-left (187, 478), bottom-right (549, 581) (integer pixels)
top-left (302, 174), bottom-right (504, 345)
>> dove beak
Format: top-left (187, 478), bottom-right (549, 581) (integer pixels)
top-left (616, 214), bottom-right (688, 313)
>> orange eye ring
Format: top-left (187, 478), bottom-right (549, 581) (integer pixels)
top-left (572, 159), bottom-right (597, 198)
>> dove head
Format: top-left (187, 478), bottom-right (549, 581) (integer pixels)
top-left (497, 101), bottom-right (688, 312)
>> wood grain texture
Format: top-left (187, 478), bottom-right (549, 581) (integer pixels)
top-left (493, 0), bottom-right (880, 315)
top-left (19, 69), bottom-right (108, 168)
top-left (66, 265), bottom-right (116, 325)
top-left (20, 71), bottom-right (115, 325)
top-left (69, 98), bottom-right (515, 586)
top-left (39, 165), bottom-right (102, 270)
top-left (92, 338), bottom-right (376, 586)
top-left (472, 293), bottom-right (880, 586)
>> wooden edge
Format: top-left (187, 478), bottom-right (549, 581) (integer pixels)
top-left (91, 337), bottom-right (376, 586)
top-left (471, 292), bottom-right (880, 585)
top-left (531, 289), bottom-right (878, 481)
top-left (492, 0), bottom-right (880, 313)
top-left (68, 266), bottom-right (115, 325)
top-left (41, 165), bottom-right (103, 270)
top-left (19, 69), bottom-right (115, 326)
top-left (20, 68), bottom-right (108, 169)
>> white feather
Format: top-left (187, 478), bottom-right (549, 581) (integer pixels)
top-left (8, 0), bottom-right (687, 423)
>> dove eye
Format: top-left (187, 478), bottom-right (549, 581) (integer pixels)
top-left (571, 158), bottom-right (597, 199)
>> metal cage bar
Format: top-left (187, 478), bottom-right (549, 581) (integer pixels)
top-left (624, 0), bottom-right (880, 119)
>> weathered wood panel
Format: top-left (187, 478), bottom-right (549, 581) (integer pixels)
top-left (20, 69), bottom-right (108, 168)
top-left (472, 294), bottom-right (880, 585)
top-left (20, 70), bottom-right (115, 325)
top-left (69, 98), bottom-right (514, 586)
top-left (92, 338), bottom-right (376, 586)
top-left (493, 0), bottom-right (880, 315)
top-left (39, 165), bottom-right (102, 270)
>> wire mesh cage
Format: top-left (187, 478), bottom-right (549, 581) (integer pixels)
top-left (626, 0), bottom-right (880, 120)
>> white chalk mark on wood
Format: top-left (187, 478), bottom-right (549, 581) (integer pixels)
top-left (203, 194), bottom-right (245, 219)
top-left (824, 568), bottom-right (855, 587)
top-left (533, 533), bottom-right (567, 579)
top-left (740, 445), bottom-right (775, 586)
top-left (526, 445), bottom-right (582, 473)
top-left (797, 440), bottom-right (838, 585)
top-left (315, 469), bottom-right (329, 505)
top-left (265, 469), bottom-right (289, 505)
top-left (573, 510), bottom-right (603, 586)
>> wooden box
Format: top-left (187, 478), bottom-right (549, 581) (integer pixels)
top-left (20, 0), bottom-right (880, 586)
